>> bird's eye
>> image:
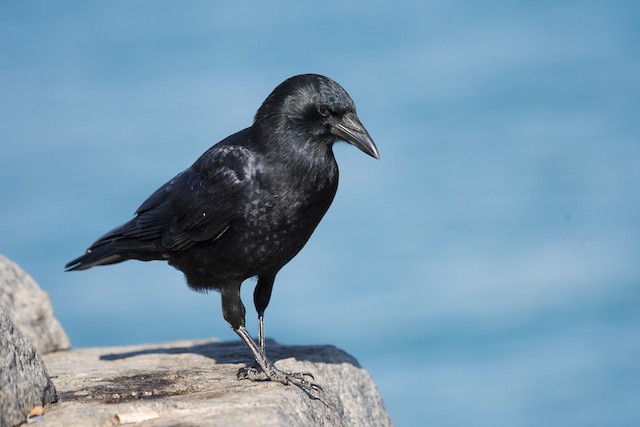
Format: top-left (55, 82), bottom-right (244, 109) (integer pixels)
top-left (316, 104), bottom-right (331, 117)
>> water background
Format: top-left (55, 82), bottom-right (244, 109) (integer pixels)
top-left (1, 2), bottom-right (639, 426)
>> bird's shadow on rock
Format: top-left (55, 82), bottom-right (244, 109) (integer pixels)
top-left (98, 339), bottom-right (361, 368)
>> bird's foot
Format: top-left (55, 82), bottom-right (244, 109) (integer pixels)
top-left (237, 365), bottom-right (268, 381)
top-left (237, 364), bottom-right (321, 393)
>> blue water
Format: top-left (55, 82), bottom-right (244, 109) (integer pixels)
top-left (2, 2), bottom-right (639, 425)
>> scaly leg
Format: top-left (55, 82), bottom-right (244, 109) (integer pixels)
top-left (254, 275), bottom-right (274, 356)
top-left (234, 325), bottom-right (320, 392)
top-left (221, 279), bottom-right (320, 392)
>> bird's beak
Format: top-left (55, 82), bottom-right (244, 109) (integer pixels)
top-left (331, 112), bottom-right (380, 159)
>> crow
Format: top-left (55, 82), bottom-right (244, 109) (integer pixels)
top-left (66, 74), bottom-right (379, 392)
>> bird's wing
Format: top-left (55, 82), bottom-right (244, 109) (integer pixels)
top-left (119, 143), bottom-right (256, 251)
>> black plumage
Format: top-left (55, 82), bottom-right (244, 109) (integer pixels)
top-left (66, 74), bottom-right (379, 391)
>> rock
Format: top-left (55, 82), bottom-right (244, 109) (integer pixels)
top-left (41, 339), bottom-right (393, 426)
top-left (0, 309), bottom-right (58, 427)
top-left (0, 254), bottom-right (71, 354)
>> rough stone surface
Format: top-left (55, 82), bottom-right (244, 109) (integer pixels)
top-left (0, 255), bottom-right (71, 355)
top-left (40, 339), bottom-right (393, 426)
top-left (0, 309), bottom-right (59, 427)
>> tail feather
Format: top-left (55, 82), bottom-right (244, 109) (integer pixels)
top-left (66, 213), bottom-right (172, 272)
top-left (66, 229), bottom-right (167, 272)
top-left (65, 246), bottom-right (126, 271)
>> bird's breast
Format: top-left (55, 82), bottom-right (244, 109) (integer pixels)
top-left (174, 156), bottom-right (338, 286)
top-left (232, 162), bottom-right (338, 272)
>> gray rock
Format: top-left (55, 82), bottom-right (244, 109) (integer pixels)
top-left (0, 309), bottom-right (58, 427)
top-left (41, 339), bottom-right (393, 426)
top-left (0, 255), bottom-right (71, 354)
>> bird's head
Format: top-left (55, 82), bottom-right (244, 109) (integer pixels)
top-left (254, 74), bottom-right (379, 159)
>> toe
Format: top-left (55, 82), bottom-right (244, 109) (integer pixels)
top-left (237, 366), bottom-right (267, 381)
top-left (288, 374), bottom-right (323, 393)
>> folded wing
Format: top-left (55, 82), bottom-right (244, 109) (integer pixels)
top-left (65, 143), bottom-right (256, 271)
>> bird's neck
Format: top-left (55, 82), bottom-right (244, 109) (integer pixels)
top-left (251, 123), bottom-right (336, 171)
top-left (247, 126), bottom-right (338, 201)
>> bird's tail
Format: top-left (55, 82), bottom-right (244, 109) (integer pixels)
top-left (65, 223), bottom-right (165, 271)
top-left (64, 245), bottom-right (127, 271)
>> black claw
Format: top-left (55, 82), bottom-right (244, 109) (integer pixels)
top-left (307, 381), bottom-right (323, 392)
top-left (289, 371), bottom-right (315, 381)
top-left (288, 375), bottom-right (322, 393)
top-left (300, 371), bottom-right (315, 380)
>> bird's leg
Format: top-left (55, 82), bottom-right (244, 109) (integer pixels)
top-left (234, 325), bottom-right (321, 393)
top-left (237, 275), bottom-right (273, 380)
top-left (236, 310), bottom-right (268, 381)
top-left (258, 311), bottom-right (266, 355)
top-left (223, 276), bottom-right (320, 392)
top-left (254, 275), bottom-right (275, 356)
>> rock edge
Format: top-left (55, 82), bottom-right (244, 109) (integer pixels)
top-left (0, 255), bottom-right (71, 355)
top-left (40, 338), bottom-right (393, 427)
top-left (0, 310), bottom-right (58, 427)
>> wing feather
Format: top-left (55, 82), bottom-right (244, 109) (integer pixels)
top-left (115, 143), bottom-right (255, 252)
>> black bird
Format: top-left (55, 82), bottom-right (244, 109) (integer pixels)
top-left (66, 74), bottom-right (379, 392)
